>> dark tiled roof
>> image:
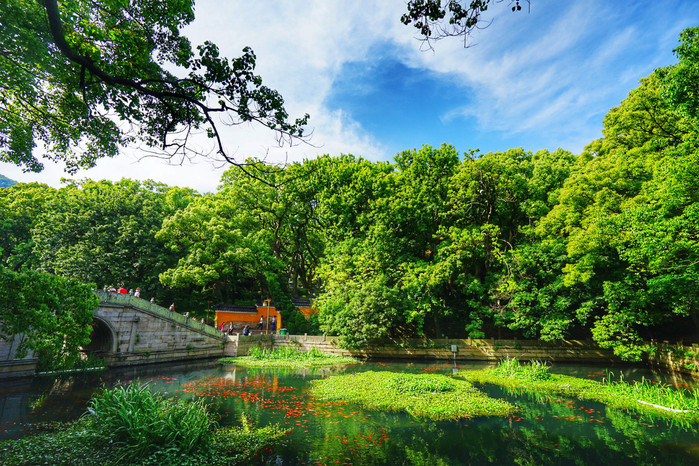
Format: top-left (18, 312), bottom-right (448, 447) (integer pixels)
top-left (292, 298), bottom-right (312, 307)
top-left (213, 304), bottom-right (258, 313)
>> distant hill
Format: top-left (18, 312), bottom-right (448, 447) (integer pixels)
top-left (0, 174), bottom-right (17, 188)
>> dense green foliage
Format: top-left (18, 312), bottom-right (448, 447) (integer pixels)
top-left (310, 26), bottom-right (699, 357)
top-left (86, 383), bottom-right (215, 457)
top-left (0, 266), bottom-right (97, 370)
top-left (220, 345), bottom-right (358, 368)
top-left (462, 359), bottom-right (699, 424)
top-left (1, 27), bottom-right (698, 361)
top-left (310, 370), bottom-right (517, 420)
top-left (0, 383), bottom-right (287, 465)
top-left (0, 0), bottom-right (307, 173)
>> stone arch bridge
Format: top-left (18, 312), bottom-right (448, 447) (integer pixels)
top-left (85, 291), bottom-right (227, 367)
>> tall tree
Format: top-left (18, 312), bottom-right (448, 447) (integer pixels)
top-left (0, 266), bottom-right (98, 370)
top-left (0, 0), bottom-right (308, 173)
top-left (0, 183), bottom-right (55, 270)
top-left (531, 29), bottom-right (699, 359)
top-left (157, 186), bottom-right (281, 305)
top-left (31, 179), bottom-right (191, 295)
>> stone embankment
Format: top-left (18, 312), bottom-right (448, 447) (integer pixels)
top-left (646, 341), bottom-right (699, 378)
top-left (225, 334), bottom-right (699, 378)
top-left (226, 335), bottom-right (616, 362)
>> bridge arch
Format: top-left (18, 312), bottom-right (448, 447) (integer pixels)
top-left (82, 316), bottom-right (116, 355)
top-left (90, 292), bottom-right (228, 367)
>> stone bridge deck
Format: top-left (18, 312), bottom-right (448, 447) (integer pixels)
top-left (90, 291), bottom-right (227, 367)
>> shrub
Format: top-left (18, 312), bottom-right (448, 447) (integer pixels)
top-left (492, 358), bottom-right (551, 381)
top-left (84, 383), bottom-right (215, 458)
top-left (235, 345), bottom-right (358, 368)
top-left (0, 384), bottom-right (288, 465)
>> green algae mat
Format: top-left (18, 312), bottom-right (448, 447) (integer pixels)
top-left (309, 370), bottom-right (517, 420)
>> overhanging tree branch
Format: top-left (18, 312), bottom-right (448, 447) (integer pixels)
top-left (29, 0), bottom-right (311, 174)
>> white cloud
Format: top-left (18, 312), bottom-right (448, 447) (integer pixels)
top-left (4, 0), bottom-right (699, 190)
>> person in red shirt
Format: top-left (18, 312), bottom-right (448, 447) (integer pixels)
top-left (118, 285), bottom-right (127, 294)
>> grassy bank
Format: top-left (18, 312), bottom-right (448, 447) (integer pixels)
top-left (309, 370), bottom-right (517, 420)
top-left (460, 358), bottom-right (699, 424)
top-left (220, 346), bottom-right (358, 368)
top-left (0, 383), bottom-right (286, 465)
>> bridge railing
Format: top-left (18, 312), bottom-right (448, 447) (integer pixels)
top-left (94, 290), bottom-right (224, 339)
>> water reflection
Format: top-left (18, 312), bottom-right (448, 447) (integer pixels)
top-left (0, 360), bottom-right (697, 464)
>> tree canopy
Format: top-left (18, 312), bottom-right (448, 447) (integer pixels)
top-left (0, 266), bottom-right (98, 369)
top-left (1, 23), bottom-right (698, 363)
top-left (0, 0), bottom-right (308, 173)
top-left (0, 1), bottom-right (533, 175)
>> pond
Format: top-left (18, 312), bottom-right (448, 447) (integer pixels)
top-left (0, 360), bottom-right (698, 465)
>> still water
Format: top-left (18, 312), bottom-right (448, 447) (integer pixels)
top-left (0, 360), bottom-right (698, 465)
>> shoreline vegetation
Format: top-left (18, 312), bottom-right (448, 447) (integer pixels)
top-left (460, 358), bottom-right (699, 424)
top-left (309, 370), bottom-right (518, 420)
top-left (0, 383), bottom-right (286, 465)
top-left (219, 346), bottom-right (359, 369)
top-left (1, 359), bottom-right (698, 464)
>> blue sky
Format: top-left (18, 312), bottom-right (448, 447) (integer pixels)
top-left (326, 54), bottom-right (471, 153)
top-left (321, 0), bottom-right (698, 159)
top-left (2, 0), bottom-right (699, 192)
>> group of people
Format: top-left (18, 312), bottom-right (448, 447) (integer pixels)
top-left (219, 316), bottom-right (277, 336)
top-left (103, 286), bottom-right (209, 324)
top-left (256, 316), bottom-right (276, 332)
top-left (184, 312), bottom-right (206, 324)
top-left (105, 285), bottom-right (141, 298)
top-left (219, 323), bottom-right (243, 336)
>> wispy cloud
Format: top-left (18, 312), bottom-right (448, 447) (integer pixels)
top-left (3, 0), bottom-right (698, 191)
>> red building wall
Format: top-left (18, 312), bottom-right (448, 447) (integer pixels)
top-left (215, 305), bottom-right (282, 333)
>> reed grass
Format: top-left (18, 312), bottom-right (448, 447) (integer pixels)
top-left (0, 383), bottom-right (287, 465)
top-left (462, 359), bottom-right (699, 423)
top-left (84, 382), bottom-right (214, 457)
top-left (602, 372), bottom-right (699, 413)
top-left (490, 357), bottom-right (552, 381)
top-left (220, 345), bottom-right (358, 368)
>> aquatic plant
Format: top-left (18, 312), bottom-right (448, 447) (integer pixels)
top-left (386, 373), bottom-right (456, 394)
top-left (310, 370), bottom-right (517, 420)
top-left (84, 382), bottom-right (214, 456)
top-left (0, 384), bottom-right (287, 465)
top-left (602, 373), bottom-right (699, 413)
top-left (491, 357), bottom-right (552, 381)
top-left (463, 360), bottom-right (699, 424)
top-left (220, 345), bottom-right (358, 368)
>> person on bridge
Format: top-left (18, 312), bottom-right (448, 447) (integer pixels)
top-left (118, 285), bottom-right (127, 294)
top-left (169, 303), bottom-right (175, 312)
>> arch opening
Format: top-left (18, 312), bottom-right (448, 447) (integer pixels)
top-left (82, 317), bottom-right (114, 355)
